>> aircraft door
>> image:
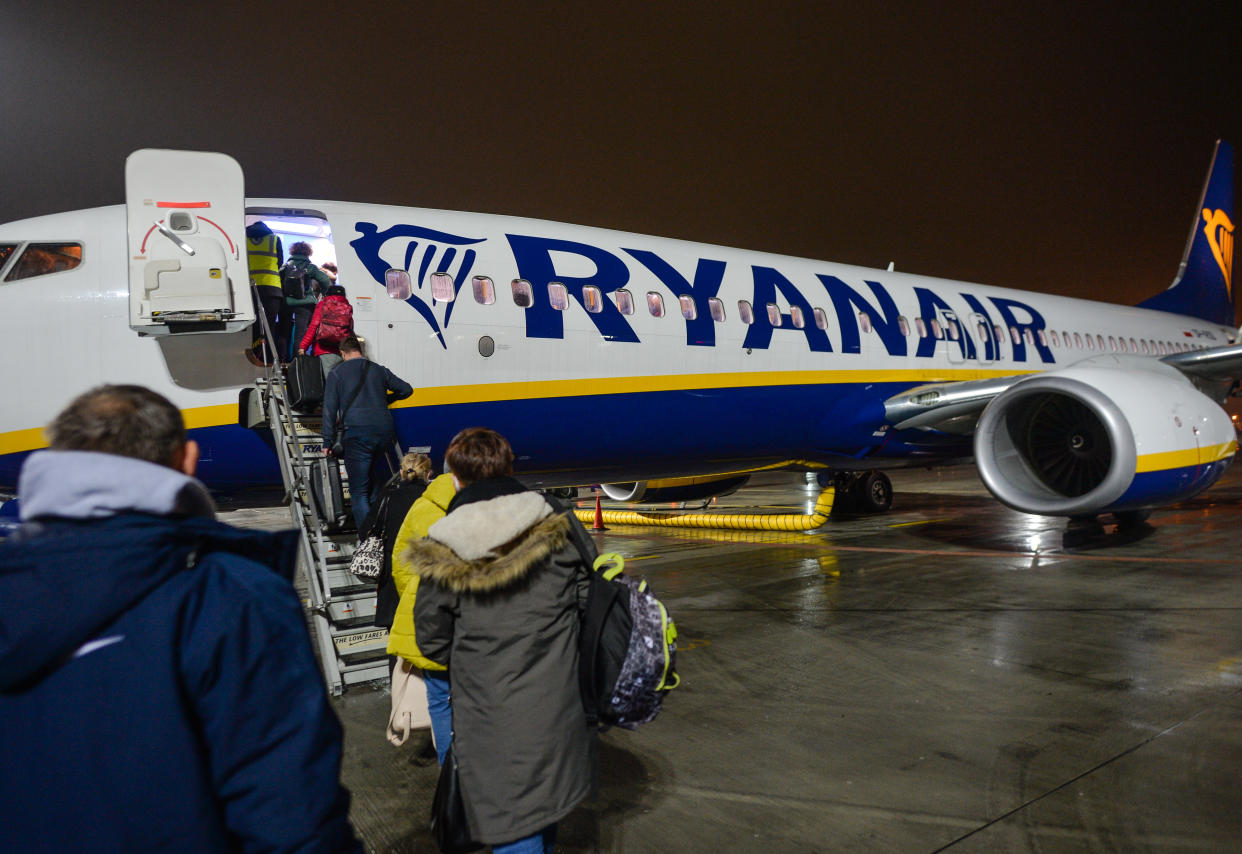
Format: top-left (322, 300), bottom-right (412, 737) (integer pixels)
top-left (125, 149), bottom-right (253, 336)
top-left (936, 309), bottom-right (971, 364)
top-left (969, 312), bottom-right (996, 364)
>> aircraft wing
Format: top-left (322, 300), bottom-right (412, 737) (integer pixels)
top-left (1159, 341), bottom-right (1242, 380)
top-left (883, 375), bottom-right (1026, 434)
top-left (884, 340), bottom-right (1242, 435)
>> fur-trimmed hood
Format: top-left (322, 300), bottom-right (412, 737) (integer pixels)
top-left (404, 492), bottom-right (570, 594)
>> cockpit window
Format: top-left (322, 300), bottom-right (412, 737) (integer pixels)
top-left (0, 244), bottom-right (16, 271)
top-left (5, 243), bottom-right (82, 281)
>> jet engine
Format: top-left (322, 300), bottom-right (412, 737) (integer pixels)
top-left (599, 474), bottom-right (750, 503)
top-left (974, 356), bottom-right (1236, 517)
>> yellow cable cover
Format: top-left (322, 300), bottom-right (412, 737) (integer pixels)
top-left (573, 487), bottom-right (836, 532)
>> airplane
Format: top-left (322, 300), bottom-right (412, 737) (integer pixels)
top-left (0, 144), bottom-right (1237, 526)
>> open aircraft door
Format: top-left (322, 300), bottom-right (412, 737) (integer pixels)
top-left (125, 149), bottom-right (253, 336)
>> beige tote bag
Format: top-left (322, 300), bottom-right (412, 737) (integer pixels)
top-left (387, 658), bottom-right (432, 746)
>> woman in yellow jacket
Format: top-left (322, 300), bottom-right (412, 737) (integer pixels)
top-left (387, 472), bottom-right (456, 762)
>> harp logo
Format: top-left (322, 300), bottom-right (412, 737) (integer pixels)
top-left (1202, 208), bottom-right (1234, 297)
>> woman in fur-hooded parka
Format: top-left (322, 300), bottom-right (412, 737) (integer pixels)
top-left (408, 475), bottom-right (597, 846)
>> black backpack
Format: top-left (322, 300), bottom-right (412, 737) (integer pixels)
top-left (565, 511), bottom-right (679, 730)
top-left (280, 261), bottom-right (311, 300)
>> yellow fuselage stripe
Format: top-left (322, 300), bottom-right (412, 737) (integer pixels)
top-left (387, 368), bottom-right (1027, 409)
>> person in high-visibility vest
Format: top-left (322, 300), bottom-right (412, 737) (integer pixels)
top-left (245, 221), bottom-right (285, 366)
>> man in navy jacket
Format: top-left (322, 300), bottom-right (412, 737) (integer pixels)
top-left (0, 385), bottom-right (361, 853)
top-left (322, 336), bottom-right (413, 528)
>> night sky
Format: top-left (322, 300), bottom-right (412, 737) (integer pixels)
top-left (3, 2), bottom-right (1239, 308)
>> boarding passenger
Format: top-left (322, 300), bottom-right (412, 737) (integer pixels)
top-left (363, 451), bottom-right (434, 633)
top-left (387, 468), bottom-right (457, 762)
top-left (409, 427), bottom-right (597, 854)
top-left (321, 260), bottom-right (339, 287)
top-left (322, 336), bottom-right (413, 528)
top-left (281, 241), bottom-right (333, 363)
top-left (245, 220), bottom-right (286, 366)
top-left (297, 283), bottom-right (354, 359)
top-left (0, 385), bottom-right (361, 853)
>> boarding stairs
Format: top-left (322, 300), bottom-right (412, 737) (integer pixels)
top-left (249, 298), bottom-right (390, 694)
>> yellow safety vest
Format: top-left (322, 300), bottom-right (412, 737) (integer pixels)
top-left (247, 233), bottom-right (282, 290)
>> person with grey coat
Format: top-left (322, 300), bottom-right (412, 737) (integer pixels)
top-left (409, 427), bottom-right (597, 854)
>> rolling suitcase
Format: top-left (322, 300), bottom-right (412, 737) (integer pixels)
top-left (309, 457), bottom-right (351, 532)
top-left (287, 354), bottom-right (325, 412)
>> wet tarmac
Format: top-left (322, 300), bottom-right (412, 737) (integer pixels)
top-left (223, 464), bottom-right (1242, 853)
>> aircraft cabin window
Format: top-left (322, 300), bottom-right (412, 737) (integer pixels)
top-left (1129, 337), bottom-right (1138, 352)
top-left (385, 269), bottom-right (412, 300)
top-left (511, 279), bottom-right (533, 308)
top-left (1073, 332), bottom-right (1082, 348)
top-left (472, 276), bottom-right (496, 305)
top-left (615, 288), bottom-right (634, 315)
top-left (430, 271), bottom-right (456, 302)
top-left (5, 242), bottom-right (83, 282)
top-left (993, 324), bottom-right (1005, 344)
top-left (1037, 329), bottom-right (1048, 347)
top-left (1085, 334), bottom-right (1095, 350)
top-left (679, 295), bottom-right (697, 321)
top-left (929, 318), bottom-right (942, 339)
top-left (898, 316), bottom-right (910, 337)
top-left (1024, 329), bottom-right (1034, 346)
top-left (813, 308), bottom-right (828, 330)
top-left (708, 297), bottom-right (726, 322)
top-left (1095, 334), bottom-right (1104, 350)
top-left (859, 312), bottom-right (872, 334)
top-left (647, 291), bottom-right (665, 317)
top-left (1108, 335), bottom-right (1116, 350)
top-left (789, 305), bottom-right (805, 329)
top-left (738, 300), bottom-right (755, 324)
top-left (583, 285), bottom-right (604, 314)
top-left (1118, 337), bottom-right (1127, 353)
top-left (1008, 326), bottom-right (1020, 345)
top-left (767, 304), bottom-right (783, 327)
top-left (1049, 330), bottom-right (1060, 347)
top-left (947, 321), bottom-right (960, 341)
top-left (548, 282), bottom-right (569, 311)
top-left (916, 318), bottom-right (928, 338)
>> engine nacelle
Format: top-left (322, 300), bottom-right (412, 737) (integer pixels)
top-left (974, 355), bottom-right (1236, 516)
top-left (599, 474), bottom-right (750, 503)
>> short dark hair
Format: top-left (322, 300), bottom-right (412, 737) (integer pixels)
top-left (46, 385), bottom-right (186, 466)
top-left (290, 241), bottom-right (312, 256)
top-left (321, 261), bottom-right (337, 273)
top-left (340, 336), bottom-right (362, 355)
top-left (445, 427), bottom-right (514, 484)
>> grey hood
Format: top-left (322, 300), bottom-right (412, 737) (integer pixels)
top-left (18, 450), bottom-right (216, 521)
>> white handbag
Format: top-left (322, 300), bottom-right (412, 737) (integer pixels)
top-left (349, 534), bottom-right (385, 579)
top-left (387, 658), bottom-right (432, 746)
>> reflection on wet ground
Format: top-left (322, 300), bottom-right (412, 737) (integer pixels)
top-left (224, 464), bottom-right (1242, 852)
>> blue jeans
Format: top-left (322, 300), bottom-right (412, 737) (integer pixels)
top-left (423, 669), bottom-right (451, 765)
top-left (492, 825), bottom-right (557, 854)
top-left (340, 428), bottom-right (393, 528)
